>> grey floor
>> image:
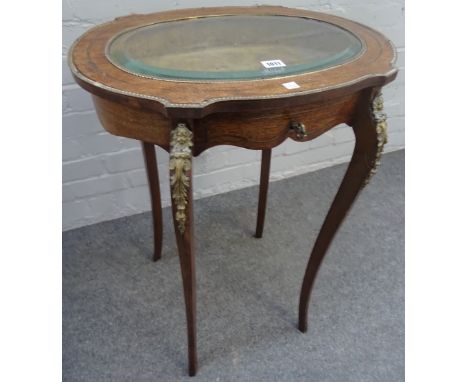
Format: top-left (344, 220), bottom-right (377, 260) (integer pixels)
top-left (63, 150), bottom-right (404, 382)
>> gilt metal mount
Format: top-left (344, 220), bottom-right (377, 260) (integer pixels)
top-left (364, 92), bottom-right (388, 185)
top-left (169, 123), bottom-right (193, 233)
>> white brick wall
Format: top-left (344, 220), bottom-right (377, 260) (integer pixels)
top-left (62, 0), bottom-right (405, 231)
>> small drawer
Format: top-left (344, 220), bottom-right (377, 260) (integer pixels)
top-left (193, 93), bottom-right (360, 155)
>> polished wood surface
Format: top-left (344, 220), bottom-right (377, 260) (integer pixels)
top-left (70, 6), bottom-right (397, 118)
top-left (93, 92), bottom-right (360, 157)
top-left (93, 96), bottom-right (171, 150)
top-left (298, 88), bottom-right (381, 332)
top-left (255, 149), bottom-right (272, 238)
top-left (141, 142), bottom-right (163, 261)
top-left (192, 93), bottom-right (360, 155)
top-left (69, 6), bottom-right (398, 377)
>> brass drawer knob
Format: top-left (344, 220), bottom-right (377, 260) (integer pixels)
top-left (289, 121), bottom-right (307, 140)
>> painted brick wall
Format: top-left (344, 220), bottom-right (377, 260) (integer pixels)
top-left (62, 0), bottom-right (405, 231)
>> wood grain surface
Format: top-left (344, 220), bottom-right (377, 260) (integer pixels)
top-left (68, 7), bottom-right (399, 377)
top-left (70, 6), bottom-right (397, 117)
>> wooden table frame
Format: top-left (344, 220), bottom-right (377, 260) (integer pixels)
top-left (69, 6), bottom-right (397, 377)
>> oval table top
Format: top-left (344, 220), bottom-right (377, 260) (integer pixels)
top-left (106, 14), bottom-right (363, 81)
top-left (69, 6), bottom-right (397, 117)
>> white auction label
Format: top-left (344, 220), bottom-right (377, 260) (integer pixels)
top-left (282, 81), bottom-right (301, 90)
top-left (261, 59), bottom-right (286, 68)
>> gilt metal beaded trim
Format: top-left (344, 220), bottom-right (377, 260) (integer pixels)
top-left (169, 124), bottom-right (193, 233)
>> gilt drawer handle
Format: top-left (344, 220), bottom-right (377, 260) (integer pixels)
top-left (289, 121), bottom-right (308, 140)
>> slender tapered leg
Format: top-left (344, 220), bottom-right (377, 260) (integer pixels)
top-left (298, 89), bottom-right (388, 332)
top-left (169, 123), bottom-right (197, 376)
top-left (141, 142), bottom-right (163, 261)
top-left (255, 149), bottom-right (272, 238)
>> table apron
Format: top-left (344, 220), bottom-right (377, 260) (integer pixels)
top-left (92, 92), bottom-right (361, 154)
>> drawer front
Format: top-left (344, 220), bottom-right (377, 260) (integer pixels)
top-left (193, 93), bottom-right (360, 155)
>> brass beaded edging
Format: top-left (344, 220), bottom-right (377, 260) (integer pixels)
top-left (169, 124), bottom-right (193, 233)
top-left (69, 63), bottom-right (397, 109)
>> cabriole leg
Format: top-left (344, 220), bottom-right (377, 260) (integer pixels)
top-left (298, 89), bottom-right (388, 332)
top-left (141, 142), bottom-right (163, 261)
top-left (169, 123), bottom-right (197, 376)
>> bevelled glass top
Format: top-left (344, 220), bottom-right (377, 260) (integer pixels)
top-left (107, 15), bottom-right (362, 81)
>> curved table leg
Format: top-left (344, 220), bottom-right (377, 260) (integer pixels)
top-left (169, 123), bottom-right (197, 376)
top-left (298, 89), bottom-right (388, 332)
top-left (141, 142), bottom-right (163, 261)
top-left (255, 149), bottom-right (272, 238)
